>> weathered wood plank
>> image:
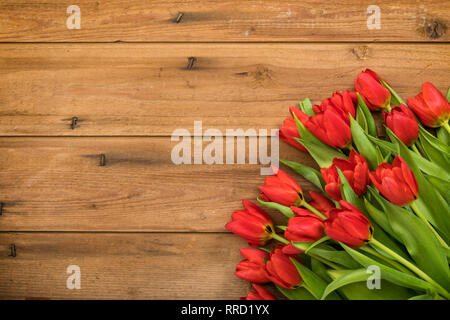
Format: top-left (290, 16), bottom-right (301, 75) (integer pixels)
top-left (0, 0), bottom-right (448, 42)
top-left (0, 137), bottom-right (315, 231)
top-left (0, 43), bottom-right (448, 136)
top-left (0, 232), bottom-right (271, 299)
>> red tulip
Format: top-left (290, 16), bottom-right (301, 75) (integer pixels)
top-left (282, 208), bottom-right (325, 254)
top-left (320, 150), bottom-right (370, 201)
top-left (407, 82), bottom-right (450, 128)
top-left (264, 247), bottom-right (302, 289)
top-left (240, 284), bottom-right (277, 300)
top-left (258, 167), bottom-right (304, 207)
top-left (383, 104), bottom-right (419, 146)
top-left (291, 105), bottom-right (352, 149)
top-left (317, 90), bottom-right (357, 119)
top-left (355, 69), bottom-right (391, 111)
top-left (324, 201), bottom-right (374, 248)
top-left (279, 118), bottom-right (308, 152)
top-left (235, 248), bottom-right (270, 283)
top-left (307, 191), bottom-right (335, 218)
top-left (226, 200), bottom-right (274, 247)
top-left (369, 155), bottom-right (419, 206)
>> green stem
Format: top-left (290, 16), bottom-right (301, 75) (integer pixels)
top-left (443, 122), bottom-right (450, 135)
top-left (370, 238), bottom-right (450, 299)
top-left (302, 202), bottom-right (327, 220)
top-left (272, 233), bottom-right (289, 245)
top-left (410, 201), bottom-right (450, 250)
top-left (411, 143), bottom-right (421, 156)
top-left (360, 245), bottom-right (413, 276)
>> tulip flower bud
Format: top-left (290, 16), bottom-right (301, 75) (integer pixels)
top-left (355, 69), bottom-right (391, 111)
top-left (264, 247), bottom-right (303, 289)
top-left (324, 201), bottom-right (374, 248)
top-left (320, 150), bottom-right (370, 201)
top-left (406, 82), bottom-right (450, 128)
top-left (279, 118), bottom-right (308, 152)
top-left (240, 284), bottom-right (277, 300)
top-left (226, 200), bottom-right (274, 247)
top-left (369, 155), bottom-right (419, 206)
top-left (291, 105), bottom-right (352, 149)
top-left (307, 191), bottom-right (335, 218)
top-left (317, 90), bottom-right (357, 119)
top-left (383, 104), bottom-right (419, 146)
top-left (282, 209), bottom-right (324, 254)
top-left (258, 167), bottom-right (304, 207)
top-left (235, 248), bottom-right (270, 284)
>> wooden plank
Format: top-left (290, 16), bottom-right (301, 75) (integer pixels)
top-left (0, 0), bottom-right (448, 42)
top-left (0, 232), bottom-right (271, 299)
top-left (0, 137), bottom-right (316, 232)
top-left (0, 43), bottom-right (448, 136)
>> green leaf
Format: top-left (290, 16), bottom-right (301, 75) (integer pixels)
top-left (290, 258), bottom-right (341, 300)
top-left (299, 98), bottom-right (315, 116)
top-left (276, 285), bottom-right (316, 300)
top-left (311, 258), bottom-right (333, 283)
top-left (387, 128), bottom-right (450, 242)
top-left (437, 127), bottom-right (450, 145)
top-left (292, 242), bottom-right (360, 269)
top-left (336, 167), bottom-right (364, 211)
top-left (292, 112), bottom-right (345, 168)
top-left (321, 269), bottom-right (369, 300)
top-left (418, 126), bottom-right (450, 169)
top-left (364, 198), bottom-right (395, 239)
top-left (367, 188), bottom-right (450, 291)
top-left (419, 125), bottom-right (450, 154)
top-left (341, 244), bottom-right (434, 292)
top-left (425, 175), bottom-right (450, 205)
top-left (326, 269), bottom-right (414, 300)
top-left (357, 93), bottom-right (378, 137)
top-left (356, 105), bottom-right (368, 133)
top-left (380, 79), bottom-right (406, 105)
top-left (350, 116), bottom-right (379, 170)
top-left (257, 198), bottom-right (294, 218)
top-left (409, 294), bottom-right (433, 300)
top-left (446, 87), bottom-right (450, 102)
top-left (280, 159), bottom-right (325, 192)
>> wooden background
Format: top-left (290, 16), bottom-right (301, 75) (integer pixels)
top-left (0, 0), bottom-right (449, 299)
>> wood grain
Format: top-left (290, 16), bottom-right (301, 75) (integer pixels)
top-left (0, 137), bottom-right (315, 232)
top-left (0, 0), bottom-right (448, 42)
top-left (0, 43), bottom-right (448, 136)
top-left (0, 232), bottom-right (267, 299)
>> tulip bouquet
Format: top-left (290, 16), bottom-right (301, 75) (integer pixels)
top-left (226, 69), bottom-right (450, 300)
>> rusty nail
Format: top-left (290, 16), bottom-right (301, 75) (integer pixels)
top-left (70, 117), bottom-right (78, 130)
top-left (9, 244), bottom-right (16, 257)
top-left (175, 12), bottom-right (184, 23)
top-left (99, 154), bottom-right (106, 166)
top-left (187, 57), bottom-right (196, 70)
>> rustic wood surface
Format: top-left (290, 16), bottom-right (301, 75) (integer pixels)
top-left (0, 232), bottom-right (260, 299)
top-left (0, 1), bottom-right (449, 300)
top-left (0, 0), bottom-right (448, 42)
top-left (0, 137), bottom-right (314, 232)
top-left (0, 43), bottom-right (448, 136)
